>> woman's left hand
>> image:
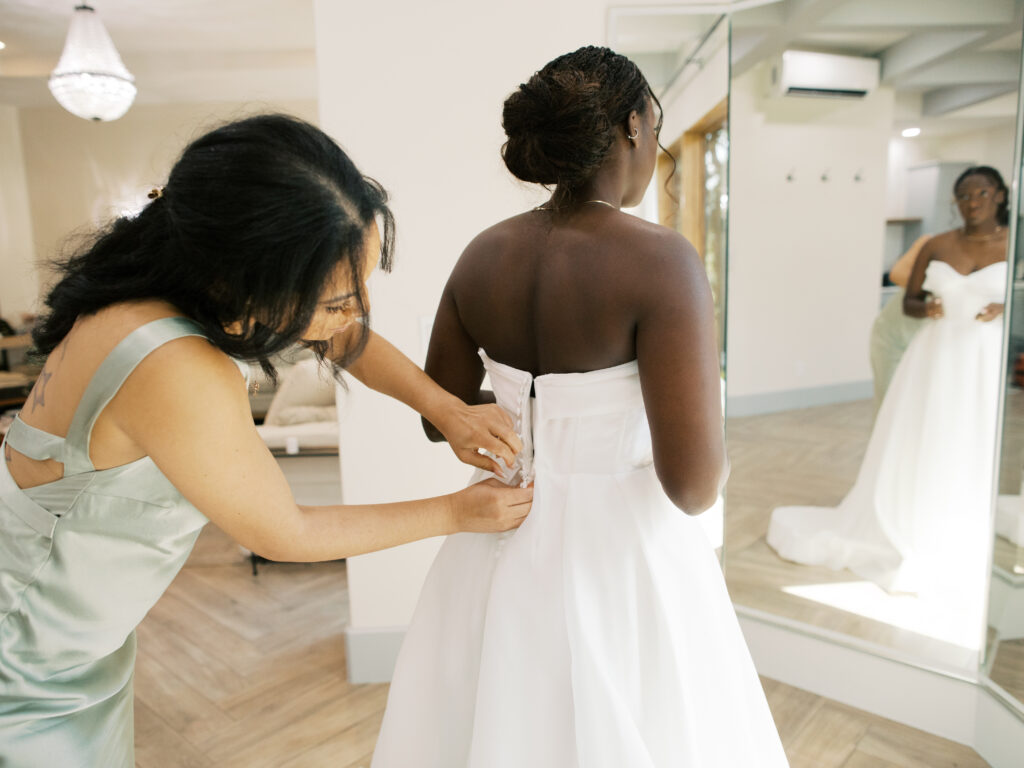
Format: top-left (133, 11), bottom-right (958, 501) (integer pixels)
top-left (977, 303), bottom-right (1005, 322)
top-left (435, 401), bottom-right (523, 474)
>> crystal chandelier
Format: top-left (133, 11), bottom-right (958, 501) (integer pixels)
top-left (48, 5), bottom-right (137, 122)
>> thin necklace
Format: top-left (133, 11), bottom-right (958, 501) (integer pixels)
top-left (533, 199), bottom-right (621, 212)
top-left (960, 225), bottom-right (1004, 242)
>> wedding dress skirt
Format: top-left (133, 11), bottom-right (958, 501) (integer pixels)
top-left (372, 351), bottom-right (788, 767)
top-left (768, 261), bottom-right (1006, 615)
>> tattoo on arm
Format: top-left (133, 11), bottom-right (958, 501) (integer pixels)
top-left (29, 341), bottom-right (67, 414)
top-left (30, 371), bottom-right (53, 413)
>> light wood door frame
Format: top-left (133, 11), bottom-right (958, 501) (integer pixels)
top-left (657, 97), bottom-right (728, 256)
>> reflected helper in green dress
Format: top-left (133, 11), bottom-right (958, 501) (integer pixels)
top-left (869, 234), bottom-right (929, 412)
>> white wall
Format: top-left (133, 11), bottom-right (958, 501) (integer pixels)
top-left (0, 105), bottom-right (38, 323)
top-left (17, 100), bottom-right (318, 297)
top-left (313, 0), bottom-right (670, 639)
top-left (887, 124), bottom-right (1017, 222)
top-left (727, 65), bottom-right (893, 401)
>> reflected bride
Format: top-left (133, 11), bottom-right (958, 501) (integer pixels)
top-left (767, 167), bottom-right (1009, 634)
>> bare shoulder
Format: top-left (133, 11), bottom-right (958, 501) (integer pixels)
top-left (128, 333), bottom-right (244, 407)
top-left (613, 217), bottom-right (705, 298)
top-left (624, 216), bottom-right (698, 262)
top-left (924, 230), bottom-right (959, 253)
top-left (456, 212), bottom-right (537, 260)
top-left (99, 305), bottom-right (246, 421)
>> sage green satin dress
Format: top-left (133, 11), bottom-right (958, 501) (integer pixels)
top-left (0, 317), bottom-right (216, 767)
top-left (869, 290), bottom-right (924, 412)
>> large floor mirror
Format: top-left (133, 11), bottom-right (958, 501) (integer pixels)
top-left (989, 72), bottom-right (1024, 719)
top-left (610, 0), bottom-right (1024, 747)
top-left (724, 0), bottom-right (1024, 697)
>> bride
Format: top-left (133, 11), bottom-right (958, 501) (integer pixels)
top-left (371, 46), bottom-right (788, 767)
top-left (768, 166), bottom-right (1009, 620)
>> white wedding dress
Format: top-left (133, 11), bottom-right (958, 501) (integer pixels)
top-left (372, 351), bottom-right (788, 767)
top-left (768, 261), bottom-right (1006, 616)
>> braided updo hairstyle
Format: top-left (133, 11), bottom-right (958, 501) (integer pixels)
top-left (502, 46), bottom-right (661, 207)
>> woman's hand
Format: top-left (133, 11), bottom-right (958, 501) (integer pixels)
top-left (448, 478), bottom-right (533, 532)
top-left (925, 297), bottom-right (944, 318)
top-left (977, 303), bottom-right (1004, 322)
top-left (434, 401), bottom-right (523, 474)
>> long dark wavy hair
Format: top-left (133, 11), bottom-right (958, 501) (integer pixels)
top-left (32, 113), bottom-right (394, 376)
top-left (954, 165), bottom-right (1010, 227)
top-left (501, 45), bottom-right (673, 208)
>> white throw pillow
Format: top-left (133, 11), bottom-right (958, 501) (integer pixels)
top-left (264, 359), bottom-right (337, 426)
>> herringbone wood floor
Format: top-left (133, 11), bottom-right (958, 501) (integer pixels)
top-left (135, 523), bottom-right (988, 767)
top-left (725, 399), bottom-right (997, 670)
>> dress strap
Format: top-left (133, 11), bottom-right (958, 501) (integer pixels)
top-left (3, 416), bottom-right (65, 462)
top-left (61, 317), bottom-right (207, 476)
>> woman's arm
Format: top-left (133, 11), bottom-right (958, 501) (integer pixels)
top-left (903, 239), bottom-right (943, 319)
top-left (112, 337), bottom-right (531, 562)
top-left (889, 234), bottom-right (931, 288)
top-left (334, 329), bottom-right (520, 474)
top-left (635, 232), bottom-right (726, 515)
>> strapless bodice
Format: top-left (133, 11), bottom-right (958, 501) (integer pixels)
top-left (480, 350), bottom-right (654, 482)
top-left (922, 260), bottom-right (1007, 323)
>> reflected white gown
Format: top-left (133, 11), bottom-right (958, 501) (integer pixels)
top-left (372, 351), bottom-right (788, 768)
top-left (768, 261), bottom-right (1006, 613)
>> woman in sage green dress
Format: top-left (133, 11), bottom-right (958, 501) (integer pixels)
top-left (0, 115), bottom-right (531, 767)
top-left (869, 234), bottom-right (929, 411)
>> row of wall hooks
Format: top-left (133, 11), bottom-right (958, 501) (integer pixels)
top-left (786, 169), bottom-right (865, 183)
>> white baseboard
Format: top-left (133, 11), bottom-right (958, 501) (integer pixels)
top-left (976, 683), bottom-right (1024, 767)
top-left (345, 625), bottom-right (405, 684)
top-left (737, 606), bottom-right (978, 744)
top-left (727, 380), bottom-right (874, 417)
top-left (737, 606), bottom-right (1024, 767)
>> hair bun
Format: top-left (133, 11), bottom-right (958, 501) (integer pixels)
top-left (501, 70), bottom-right (614, 186)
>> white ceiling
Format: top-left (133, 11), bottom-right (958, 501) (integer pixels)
top-left (0, 0), bottom-right (317, 107)
top-left (610, 0), bottom-right (1024, 135)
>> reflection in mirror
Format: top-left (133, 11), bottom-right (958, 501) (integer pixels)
top-left (988, 127), bottom-right (1024, 713)
top-left (724, 0), bottom-right (1022, 673)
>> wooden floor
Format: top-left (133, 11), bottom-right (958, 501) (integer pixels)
top-left (724, 398), bottom-right (1015, 671)
top-left (135, 524), bottom-right (989, 767)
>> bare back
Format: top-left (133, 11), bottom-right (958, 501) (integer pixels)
top-left (425, 206), bottom-right (726, 513)
top-left (450, 208), bottom-right (659, 375)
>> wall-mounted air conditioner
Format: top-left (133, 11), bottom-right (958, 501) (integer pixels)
top-left (772, 50), bottom-right (880, 98)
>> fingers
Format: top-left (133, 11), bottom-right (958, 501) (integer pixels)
top-left (475, 435), bottom-right (515, 470)
top-left (497, 484), bottom-right (533, 529)
top-left (479, 404), bottom-right (523, 455)
top-left (462, 449), bottom-right (504, 475)
top-left (485, 403), bottom-right (515, 431)
top-left (502, 483), bottom-right (534, 506)
top-left (493, 422), bottom-right (523, 455)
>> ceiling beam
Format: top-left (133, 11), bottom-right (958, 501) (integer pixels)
top-left (922, 82), bottom-right (1019, 115)
top-left (820, 0), bottom-right (1018, 29)
top-left (897, 51), bottom-right (1021, 89)
top-left (731, 0), bottom-right (851, 77)
top-left (881, 31), bottom-right (990, 83)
